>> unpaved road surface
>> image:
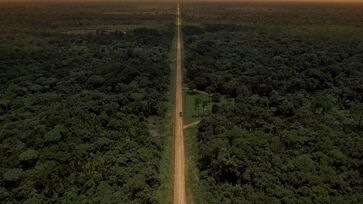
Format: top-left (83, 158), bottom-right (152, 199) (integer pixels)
top-left (173, 3), bottom-right (186, 204)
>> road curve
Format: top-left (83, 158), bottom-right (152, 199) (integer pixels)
top-left (173, 3), bottom-right (186, 204)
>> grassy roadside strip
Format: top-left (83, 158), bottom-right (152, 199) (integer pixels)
top-left (183, 91), bottom-right (209, 204)
top-left (183, 89), bottom-right (231, 203)
top-left (157, 36), bottom-right (177, 204)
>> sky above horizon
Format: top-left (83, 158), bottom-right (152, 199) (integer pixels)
top-left (1, 0), bottom-right (363, 3)
top-left (1, 0), bottom-right (363, 1)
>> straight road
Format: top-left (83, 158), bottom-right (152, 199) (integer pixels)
top-left (173, 3), bottom-right (186, 204)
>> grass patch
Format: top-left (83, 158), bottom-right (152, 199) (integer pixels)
top-left (183, 90), bottom-right (211, 125)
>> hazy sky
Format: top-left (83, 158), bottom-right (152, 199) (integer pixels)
top-left (0, 0), bottom-right (362, 3)
top-left (1, 0), bottom-right (362, 1)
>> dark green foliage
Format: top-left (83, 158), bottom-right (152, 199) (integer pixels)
top-left (3, 169), bottom-right (23, 182)
top-left (43, 125), bottom-right (64, 143)
top-left (19, 149), bottom-right (39, 161)
top-left (0, 2), bottom-right (174, 203)
top-left (183, 2), bottom-right (363, 203)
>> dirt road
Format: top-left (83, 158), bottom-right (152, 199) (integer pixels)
top-left (173, 3), bottom-right (186, 204)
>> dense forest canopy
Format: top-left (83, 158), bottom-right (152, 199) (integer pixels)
top-left (1, 1), bottom-right (363, 203)
top-left (0, 2), bottom-right (174, 203)
top-left (183, 2), bottom-right (363, 203)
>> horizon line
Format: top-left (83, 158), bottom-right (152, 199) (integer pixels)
top-left (1, 0), bottom-right (363, 3)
